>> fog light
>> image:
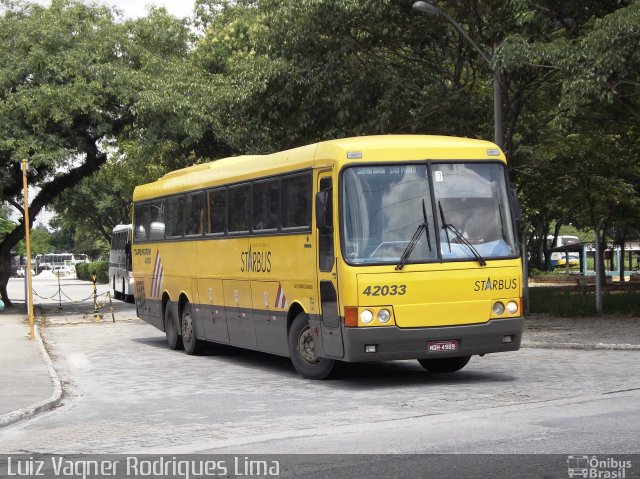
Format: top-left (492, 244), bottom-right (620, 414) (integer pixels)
top-left (492, 302), bottom-right (505, 315)
top-left (377, 309), bottom-right (391, 323)
top-left (360, 309), bottom-right (373, 324)
top-left (506, 301), bottom-right (519, 314)
top-left (365, 344), bottom-right (377, 353)
top-left (502, 335), bottom-right (513, 344)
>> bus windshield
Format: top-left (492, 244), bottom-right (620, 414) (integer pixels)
top-left (341, 162), bottom-right (517, 265)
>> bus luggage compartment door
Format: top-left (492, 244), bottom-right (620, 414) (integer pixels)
top-left (223, 280), bottom-right (257, 349)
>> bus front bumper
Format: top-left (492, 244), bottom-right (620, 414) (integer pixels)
top-left (340, 316), bottom-right (523, 362)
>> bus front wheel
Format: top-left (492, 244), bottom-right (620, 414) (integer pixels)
top-left (418, 356), bottom-right (471, 373)
top-left (288, 313), bottom-right (335, 380)
top-left (181, 303), bottom-right (203, 355)
top-left (164, 304), bottom-right (183, 350)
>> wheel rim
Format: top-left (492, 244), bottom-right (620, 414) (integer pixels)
top-left (297, 325), bottom-right (319, 365)
top-left (183, 312), bottom-right (193, 344)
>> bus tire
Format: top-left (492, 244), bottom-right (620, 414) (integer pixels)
top-left (418, 356), bottom-right (471, 373)
top-left (164, 304), bottom-right (183, 350)
top-left (181, 302), bottom-right (203, 355)
top-left (288, 313), bottom-right (335, 380)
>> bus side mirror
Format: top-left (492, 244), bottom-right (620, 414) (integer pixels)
top-left (315, 190), bottom-right (333, 230)
top-left (149, 221), bottom-right (166, 240)
top-left (135, 225), bottom-right (146, 241)
top-left (510, 187), bottom-right (522, 223)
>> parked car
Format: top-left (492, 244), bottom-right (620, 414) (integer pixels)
top-left (52, 265), bottom-right (73, 277)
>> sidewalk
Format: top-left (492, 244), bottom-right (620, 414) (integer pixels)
top-left (0, 306), bottom-right (62, 428)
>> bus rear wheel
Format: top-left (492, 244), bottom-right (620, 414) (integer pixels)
top-left (288, 313), bottom-right (335, 380)
top-left (418, 356), bottom-right (471, 373)
top-left (164, 304), bottom-right (183, 350)
top-left (181, 302), bottom-right (203, 355)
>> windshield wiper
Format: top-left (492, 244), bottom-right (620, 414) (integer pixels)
top-left (438, 201), bottom-right (487, 267)
top-left (395, 199), bottom-right (432, 271)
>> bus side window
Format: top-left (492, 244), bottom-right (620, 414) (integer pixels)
top-left (149, 199), bottom-right (166, 240)
top-left (186, 192), bottom-right (205, 236)
top-left (166, 196), bottom-right (185, 238)
top-left (134, 203), bottom-right (150, 241)
top-left (253, 179), bottom-right (280, 231)
top-left (228, 184), bottom-right (251, 233)
top-left (207, 188), bottom-right (227, 235)
top-left (282, 173), bottom-right (312, 229)
top-left (318, 177), bottom-right (334, 272)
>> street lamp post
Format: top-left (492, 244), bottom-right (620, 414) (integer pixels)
top-left (412, 1), bottom-right (504, 148)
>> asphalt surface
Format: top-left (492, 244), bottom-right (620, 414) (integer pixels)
top-left (1, 277), bottom-right (639, 466)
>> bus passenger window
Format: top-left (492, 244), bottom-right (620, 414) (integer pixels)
top-left (166, 196), bottom-right (185, 238)
top-left (282, 173), bottom-right (312, 228)
top-left (208, 189), bottom-right (226, 234)
top-left (134, 203), bottom-right (150, 241)
top-left (149, 199), bottom-right (165, 240)
top-left (186, 193), bottom-right (204, 236)
top-left (228, 185), bottom-right (250, 233)
top-left (253, 179), bottom-right (279, 231)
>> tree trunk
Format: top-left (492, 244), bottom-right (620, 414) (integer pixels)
top-left (0, 144), bottom-right (107, 305)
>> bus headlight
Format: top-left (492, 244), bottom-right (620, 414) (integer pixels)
top-left (377, 309), bottom-right (391, 323)
top-left (506, 301), bottom-right (519, 315)
top-left (360, 310), bottom-right (374, 324)
top-left (492, 301), bottom-right (505, 316)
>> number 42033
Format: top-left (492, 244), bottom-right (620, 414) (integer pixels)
top-left (362, 285), bottom-right (407, 296)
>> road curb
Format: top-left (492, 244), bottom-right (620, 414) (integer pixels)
top-left (522, 341), bottom-right (640, 351)
top-left (0, 325), bottom-right (63, 429)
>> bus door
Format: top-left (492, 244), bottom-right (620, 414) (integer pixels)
top-left (316, 173), bottom-right (344, 358)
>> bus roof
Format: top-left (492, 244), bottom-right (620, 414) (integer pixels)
top-left (133, 135), bottom-right (504, 201)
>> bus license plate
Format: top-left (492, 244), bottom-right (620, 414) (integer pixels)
top-left (428, 340), bottom-right (459, 352)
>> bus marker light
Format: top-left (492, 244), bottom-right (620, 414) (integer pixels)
top-left (487, 149), bottom-right (501, 156)
top-left (347, 151), bottom-right (363, 159)
top-left (344, 307), bottom-right (358, 327)
top-left (377, 309), bottom-right (391, 323)
top-left (360, 309), bottom-right (374, 324)
top-left (365, 345), bottom-right (377, 353)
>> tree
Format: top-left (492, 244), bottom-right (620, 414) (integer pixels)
top-left (51, 149), bottom-right (169, 251)
top-left (0, 0), bottom-right (199, 306)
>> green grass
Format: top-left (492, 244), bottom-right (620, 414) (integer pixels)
top-left (528, 287), bottom-right (640, 316)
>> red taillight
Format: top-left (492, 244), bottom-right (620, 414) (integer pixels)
top-left (344, 307), bottom-right (358, 327)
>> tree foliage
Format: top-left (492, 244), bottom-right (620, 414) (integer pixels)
top-left (0, 0), bottom-right (209, 305)
top-left (2, 0), bottom-right (639, 308)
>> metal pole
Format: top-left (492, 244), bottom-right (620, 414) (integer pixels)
top-left (413, 1), bottom-right (503, 148)
top-left (522, 223), bottom-right (530, 315)
top-left (493, 58), bottom-right (504, 148)
top-left (92, 273), bottom-right (99, 321)
top-left (57, 271), bottom-right (62, 310)
top-left (595, 220), bottom-right (604, 314)
top-left (22, 159), bottom-right (35, 340)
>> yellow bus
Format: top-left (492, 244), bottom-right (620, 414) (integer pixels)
top-left (132, 135), bottom-right (523, 379)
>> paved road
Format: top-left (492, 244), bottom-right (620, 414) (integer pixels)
top-left (0, 315), bottom-right (638, 455)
